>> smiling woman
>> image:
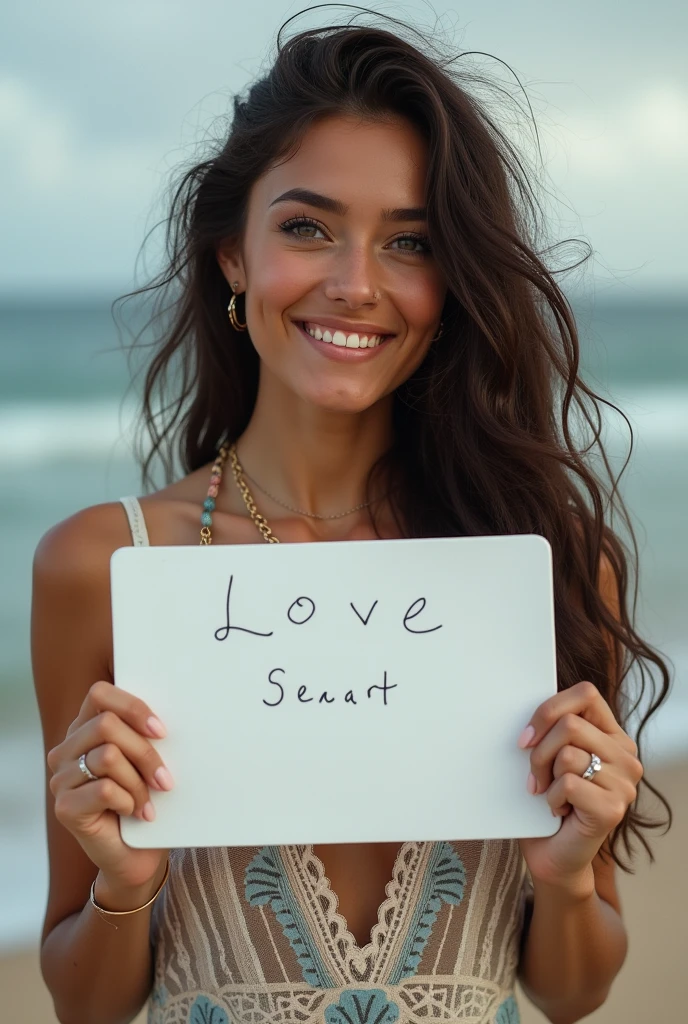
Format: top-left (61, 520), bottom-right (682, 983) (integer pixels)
top-left (31, 8), bottom-right (672, 1024)
top-left (215, 114), bottom-right (445, 413)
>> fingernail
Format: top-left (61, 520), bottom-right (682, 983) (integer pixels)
top-left (147, 716), bottom-right (167, 738)
top-left (142, 801), bottom-right (156, 822)
top-left (518, 725), bottom-right (536, 749)
top-left (154, 766), bottom-right (174, 791)
top-left (527, 772), bottom-right (537, 795)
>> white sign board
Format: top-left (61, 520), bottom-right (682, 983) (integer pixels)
top-left (111, 535), bottom-right (560, 848)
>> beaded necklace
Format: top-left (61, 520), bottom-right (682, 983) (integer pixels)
top-left (200, 440), bottom-right (379, 545)
top-left (199, 441), bottom-right (280, 544)
top-left (199, 442), bottom-right (229, 544)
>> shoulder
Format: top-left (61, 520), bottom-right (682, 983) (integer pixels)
top-left (33, 466), bottom-right (214, 579)
top-left (33, 501), bottom-right (134, 589)
top-left (31, 502), bottom-right (137, 689)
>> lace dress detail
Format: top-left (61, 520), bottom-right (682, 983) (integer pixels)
top-left (292, 842), bottom-right (426, 983)
top-left (117, 497), bottom-right (531, 1024)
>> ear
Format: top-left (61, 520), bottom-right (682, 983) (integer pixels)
top-left (216, 238), bottom-right (246, 291)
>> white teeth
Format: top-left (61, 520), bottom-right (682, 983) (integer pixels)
top-left (303, 322), bottom-right (385, 348)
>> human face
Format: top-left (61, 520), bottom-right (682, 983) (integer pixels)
top-left (218, 114), bottom-right (447, 414)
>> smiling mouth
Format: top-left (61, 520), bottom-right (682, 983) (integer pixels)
top-left (299, 320), bottom-right (390, 349)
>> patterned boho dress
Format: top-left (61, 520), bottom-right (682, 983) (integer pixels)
top-left (119, 496), bottom-right (532, 1024)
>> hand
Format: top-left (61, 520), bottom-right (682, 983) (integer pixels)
top-left (47, 680), bottom-right (173, 893)
top-left (517, 680), bottom-right (643, 888)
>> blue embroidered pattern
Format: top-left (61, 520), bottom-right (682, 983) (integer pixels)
top-left (324, 988), bottom-right (400, 1024)
top-left (388, 841), bottom-right (466, 985)
top-left (245, 846), bottom-right (335, 988)
top-left (495, 994), bottom-right (520, 1023)
top-left (189, 994), bottom-right (229, 1023)
top-left (150, 983), bottom-right (169, 1008)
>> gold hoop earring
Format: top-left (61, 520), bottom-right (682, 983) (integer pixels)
top-left (227, 289), bottom-right (247, 331)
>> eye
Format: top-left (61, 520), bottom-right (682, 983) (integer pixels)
top-left (278, 215), bottom-right (327, 240)
top-left (389, 233), bottom-right (432, 256)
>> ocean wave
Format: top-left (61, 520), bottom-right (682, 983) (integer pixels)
top-left (0, 386), bottom-right (686, 465)
top-left (599, 386), bottom-right (688, 449)
top-left (0, 398), bottom-right (140, 464)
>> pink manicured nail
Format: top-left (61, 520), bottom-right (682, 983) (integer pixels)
top-left (147, 716), bottom-right (167, 738)
top-left (518, 725), bottom-right (536, 748)
top-left (527, 772), bottom-right (537, 795)
top-left (142, 801), bottom-right (156, 822)
top-left (154, 766), bottom-right (174, 791)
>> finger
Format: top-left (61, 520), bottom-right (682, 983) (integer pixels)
top-left (56, 711), bottom-right (174, 796)
top-left (67, 679), bottom-right (167, 742)
top-left (546, 772), bottom-right (632, 832)
top-left (528, 714), bottom-right (622, 795)
top-left (551, 745), bottom-right (619, 793)
top-left (54, 776), bottom-right (138, 831)
top-left (553, 744), bottom-right (643, 791)
top-left (56, 744), bottom-right (153, 819)
top-left (519, 680), bottom-right (628, 752)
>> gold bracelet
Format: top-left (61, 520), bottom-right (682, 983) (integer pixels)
top-left (90, 859), bottom-right (170, 930)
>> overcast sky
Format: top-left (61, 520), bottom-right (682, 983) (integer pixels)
top-left (1, 1), bottom-right (686, 299)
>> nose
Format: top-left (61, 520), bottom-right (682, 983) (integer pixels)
top-left (323, 245), bottom-right (381, 308)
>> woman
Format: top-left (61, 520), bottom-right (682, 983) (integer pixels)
top-left (33, 16), bottom-right (671, 1024)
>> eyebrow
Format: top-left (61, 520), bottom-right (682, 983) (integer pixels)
top-left (268, 187), bottom-right (427, 222)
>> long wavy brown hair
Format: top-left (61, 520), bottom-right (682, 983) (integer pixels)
top-left (116, 10), bottom-right (672, 870)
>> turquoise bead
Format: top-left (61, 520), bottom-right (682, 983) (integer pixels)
top-left (203, 497), bottom-right (216, 512)
top-left (201, 511), bottom-right (212, 527)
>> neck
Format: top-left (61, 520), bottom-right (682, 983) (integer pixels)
top-left (234, 369), bottom-right (394, 518)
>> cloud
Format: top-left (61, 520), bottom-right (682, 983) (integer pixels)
top-left (628, 85), bottom-right (688, 161)
top-left (0, 76), bottom-right (73, 189)
top-left (548, 83), bottom-right (688, 177)
top-left (0, 74), bottom-right (159, 196)
top-left (0, 10), bottom-right (686, 294)
top-left (0, 73), bottom-right (169, 292)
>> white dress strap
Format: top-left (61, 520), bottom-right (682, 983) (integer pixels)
top-left (118, 496), bottom-right (150, 547)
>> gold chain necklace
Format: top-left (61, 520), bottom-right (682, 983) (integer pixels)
top-left (200, 440), bottom-right (377, 545)
top-left (229, 443), bottom-right (280, 543)
top-left (200, 441), bottom-right (280, 544)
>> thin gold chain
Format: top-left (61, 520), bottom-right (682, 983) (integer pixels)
top-left (228, 444), bottom-right (280, 544)
top-left (239, 464), bottom-right (372, 520)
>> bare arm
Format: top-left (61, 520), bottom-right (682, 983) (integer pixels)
top-left (41, 867), bottom-right (167, 1024)
top-left (518, 855), bottom-right (627, 1023)
top-left (33, 505), bottom-right (170, 1024)
top-left (518, 549), bottom-right (636, 1023)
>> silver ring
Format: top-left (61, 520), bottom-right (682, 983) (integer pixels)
top-left (581, 753), bottom-right (602, 781)
top-left (78, 753), bottom-right (99, 782)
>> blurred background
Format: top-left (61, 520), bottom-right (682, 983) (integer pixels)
top-left (1, 2), bottom-right (685, 1021)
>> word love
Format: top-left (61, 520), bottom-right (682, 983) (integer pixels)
top-left (213, 574), bottom-right (444, 641)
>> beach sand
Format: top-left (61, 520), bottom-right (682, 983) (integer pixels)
top-left (2, 757), bottom-right (684, 1024)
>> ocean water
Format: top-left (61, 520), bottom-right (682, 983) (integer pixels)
top-left (0, 297), bottom-right (686, 951)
